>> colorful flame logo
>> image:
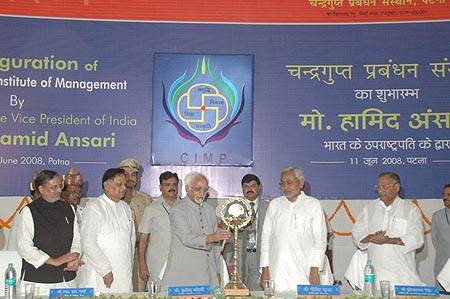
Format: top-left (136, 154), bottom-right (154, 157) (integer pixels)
top-left (162, 56), bottom-right (245, 147)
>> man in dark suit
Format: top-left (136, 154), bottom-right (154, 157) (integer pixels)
top-left (224, 174), bottom-right (269, 291)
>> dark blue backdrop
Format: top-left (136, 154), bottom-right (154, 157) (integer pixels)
top-left (0, 17), bottom-right (449, 198)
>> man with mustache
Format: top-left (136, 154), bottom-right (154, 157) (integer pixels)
top-left (118, 158), bottom-right (152, 291)
top-left (61, 166), bottom-right (84, 226)
top-left (224, 174), bottom-right (268, 291)
top-left (162, 172), bottom-right (230, 288)
top-left (138, 171), bottom-right (181, 284)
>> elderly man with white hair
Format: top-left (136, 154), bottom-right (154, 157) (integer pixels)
top-left (352, 172), bottom-right (424, 287)
top-left (162, 172), bottom-right (230, 289)
top-left (260, 166), bottom-right (332, 296)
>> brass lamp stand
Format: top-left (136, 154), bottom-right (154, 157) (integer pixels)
top-left (220, 198), bottom-right (252, 296)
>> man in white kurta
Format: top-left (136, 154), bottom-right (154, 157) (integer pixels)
top-left (79, 168), bottom-right (136, 293)
top-left (260, 166), bottom-right (332, 295)
top-left (352, 172), bottom-right (425, 287)
top-left (7, 172), bottom-right (40, 251)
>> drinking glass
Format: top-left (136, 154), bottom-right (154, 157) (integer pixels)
top-left (24, 283), bottom-right (35, 299)
top-left (263, 280), bottom-right (275, 297)
top-left (147, 281), bottom-right (160, 297)
top-left (380, 280), bottom-right (391, 299)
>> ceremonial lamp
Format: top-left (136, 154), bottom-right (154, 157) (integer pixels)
top-left (220, 197), bottom-right (253, 296)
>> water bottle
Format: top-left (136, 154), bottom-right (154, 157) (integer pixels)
top-left (4, 262), bottom-right (17, 299)
top-left (364, 259), bottom-right (375, 297)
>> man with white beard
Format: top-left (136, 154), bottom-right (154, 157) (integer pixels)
top-left (162, 172), bottom-right (230, 288)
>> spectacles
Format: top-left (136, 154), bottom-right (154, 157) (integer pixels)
top-left (192, 186), bottom-right (210, 193)
top-left (47, 184), bottom-right (63, 190)
top-left (375, 183), bottom-right (397, 191)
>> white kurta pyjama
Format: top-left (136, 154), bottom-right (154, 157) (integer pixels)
top-left (79, 194), bottom-right (135, 293)
top-left (352, 196), bottom-right (424, 287)
top-left (260, 192), bottom-right (332, 293)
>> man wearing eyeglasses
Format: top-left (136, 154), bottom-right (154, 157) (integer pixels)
top-left (17, 170), bottom-right (83, 295)
top-left (352, 172), bottom-right (425, 286)
top-left (162, 172), bottom-right (230, 289)
top-left (138, 171), bottom-right (180, 285)
top-left (260, 166), bottom-right (333, 295)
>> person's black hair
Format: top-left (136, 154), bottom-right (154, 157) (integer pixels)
top-left (35, 170), bottom-right (59, 189)
top-left (102, 168), bottom-right (125, 190)
top-left (159, 171), bottom-right (179, 184)
top-left (241, 174), bottom-right (261, 186)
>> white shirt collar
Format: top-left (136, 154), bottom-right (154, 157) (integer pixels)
top-left (377, 196), bottom-right (400, 210)
top-left (103, 193), bottom-right (120, 205)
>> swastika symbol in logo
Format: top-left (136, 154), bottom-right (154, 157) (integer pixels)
top-left (178, 83), bottom-right (229, 133)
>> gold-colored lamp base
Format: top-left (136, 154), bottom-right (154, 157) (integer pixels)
top-left (224, 281), bottom-right (250, 296)
top-left (224, 288), bottom-right (250, 296)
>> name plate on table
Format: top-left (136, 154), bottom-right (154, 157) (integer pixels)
top-left (394, 285), bottom-right (440, 297)
top-left (168, 285), bottom-right (211, 298)
top-left (297, 285), bottom-right (340, 298)
top-left (49, 288), bottom-right (94, 298)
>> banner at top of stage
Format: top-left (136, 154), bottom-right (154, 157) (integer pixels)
top-left (1, 0), bottom-right (450, 24)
